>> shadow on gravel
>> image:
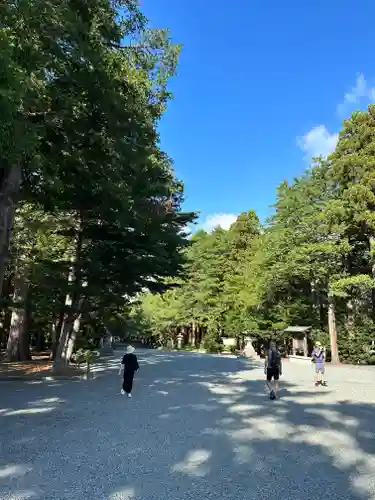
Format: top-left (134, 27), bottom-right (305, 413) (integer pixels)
top-left (0, 352), bottom-right (374, 500)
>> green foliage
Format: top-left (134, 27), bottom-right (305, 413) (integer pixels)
top-left (337, 326), bottom-right (375, 364)
top-left (131, 106), bottom-right (375, 365)
top-left (202, 331), bottom-right (223, 353)
top-left (3, 2), bottom-right (375, 367)
top-left (0, 0), bottom-right (196, 361)
top-left (71, 348), bottom-right (99, 365)
top-left (330, 275), bottom-right (375, 298)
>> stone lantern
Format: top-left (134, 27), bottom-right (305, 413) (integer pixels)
top-left (177, 332), bottom-right (184, 349)
top-left (243, 336), bottom-right (259, 359)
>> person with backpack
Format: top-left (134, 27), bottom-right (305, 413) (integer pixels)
top-left (311, 341), bottom-right (327, 387)
top-left (264, 340), bottom-right (282, 400)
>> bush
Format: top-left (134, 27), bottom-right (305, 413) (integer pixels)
top-left (337, 325), bottom-right (375, 364)
top-left (71, 348), bottom-right (99, 364)
top-left (357, 352), bottom-right (375, 365)
top-left (202, 331), bottom-right (223, 353)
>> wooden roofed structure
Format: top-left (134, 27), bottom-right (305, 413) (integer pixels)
top-left (284, 326), bottom-right (312, 357)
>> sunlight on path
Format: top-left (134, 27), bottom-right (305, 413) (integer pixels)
top-left (0, 352), bottom-right (374, 500)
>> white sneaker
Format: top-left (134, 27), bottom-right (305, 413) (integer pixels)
top-left (121, 389), bottom-right (125, 395)
top-left (127, 393), bottom-right (132, 398)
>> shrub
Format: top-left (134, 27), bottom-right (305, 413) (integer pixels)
top-left (202, 331), bottom-right (223, 353)
top-left (338, 325), bottom-right (375, 364)
top-left (71, 348), bottom-right (99, 365)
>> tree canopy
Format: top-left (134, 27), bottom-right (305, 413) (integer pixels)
top-left (134, 107), bottom-right (375, 364)
top-left (0, 0), bottom-right (195, 362)
top-left (1, 2), bottom-right (375, 367)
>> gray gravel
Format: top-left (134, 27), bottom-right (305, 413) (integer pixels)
top-left (1, 351), bottom-right (375, 500)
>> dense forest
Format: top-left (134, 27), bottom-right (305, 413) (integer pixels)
top-left (133, 106), bottom-right (375, 365)
top-left (0, 1), bottom-right (195, 364)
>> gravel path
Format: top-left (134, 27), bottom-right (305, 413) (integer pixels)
top-left (0, 351), bottom-right (374, 500)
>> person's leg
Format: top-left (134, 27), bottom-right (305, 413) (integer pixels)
top-left (121, 376), bottom-right (126, 395)
top-left (314, 367), bottom-right (319, 386)
top-left (273, 369), bottom-right (279, 397)
top-left (266, 369), bottom-right (273, 393)
top-left (320, 366), bottom-right (327, 385)
top-left (123, 372), bottom-right (131, 394)
top-left (128, 372), bottom-right (135, 395)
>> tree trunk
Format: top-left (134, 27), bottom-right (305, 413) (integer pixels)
top-left (21, 293), bottom-right (33, 359)
top-left (328, 295), bottom-right (340, 364)
top-left (0, 164), bottom-right (22, 296)
top-left (50, 317), bottom-right (58, 360)
top-left (55, 287), bottom-right (80, 365)
top-left (55, 299), bottom-right (84, 364)
top-left (35, 329), bottom-right (45, 352)
top-left (50, 298), bottom-right (65, 360)
top-left (6, 269), bottom-right (30, 361)
top-left (54, 221), bottom-right (83, 365)
top-left (65, 315), bottom-right (81, 362)
top-left (1, 274), bottom-right (13, 298)
top-left (1, 305), bottom-right (12, 345)
top-left (197, 325), bottom-right (203, 345)
top-left (191, 322), bottom-right (196, 347)
top-left (55, 311), bottom-right (74, 364)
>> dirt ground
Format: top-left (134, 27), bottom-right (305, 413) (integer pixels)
top-left (0, 351), bottom-right (82, 378)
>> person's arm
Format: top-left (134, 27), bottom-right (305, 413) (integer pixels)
top-left (279, 356), bottom-right (282, 376)
top-left (135, 356), bottom-right (139, 371)
top-left (264, 357), bottom-right (268, 373)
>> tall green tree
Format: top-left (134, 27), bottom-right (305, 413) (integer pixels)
top-left (1, 0), bottom-right (195, 363)
top-left (6, 204), bottom-right (70, 361)
top-left (327, 106), bottom-right (375, 320)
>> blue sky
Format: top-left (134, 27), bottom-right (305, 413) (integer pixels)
top-left (141, 0), bottom-right (375, 229)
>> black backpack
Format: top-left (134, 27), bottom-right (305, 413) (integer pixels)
top-left (270, 349), bottom-right (279, 368)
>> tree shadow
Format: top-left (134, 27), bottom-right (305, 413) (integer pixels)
top-left (0, 352), bottom-right (374, 499)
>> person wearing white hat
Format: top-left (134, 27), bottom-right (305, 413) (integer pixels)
top-left (311, 341), bottom-right (327, 387)
top-left (119, 345), bottom-right (139, 398)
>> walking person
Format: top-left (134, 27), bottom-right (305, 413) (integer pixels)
top-left (311, 341), bottom-right (327, 386)
top-left (264, 340), bottom-right (282, 400)
top-left (119, 345), bottom-right (139, 398)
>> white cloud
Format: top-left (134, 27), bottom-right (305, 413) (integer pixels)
top-left (201, 213), bottom-right (238, 231)
top-left (297, 73), bottom-right (375, 160)
top-left (297, 125), bottom-right (339, 159)
top-left (337, 73), bottom-right (375, 115)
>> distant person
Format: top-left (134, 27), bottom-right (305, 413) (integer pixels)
top-left (119, 345), bottom-right (139, 398)
top-left (311, 341), bottom-right (326, 386)
top-left (264, 341), bottom-right (282, 400)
